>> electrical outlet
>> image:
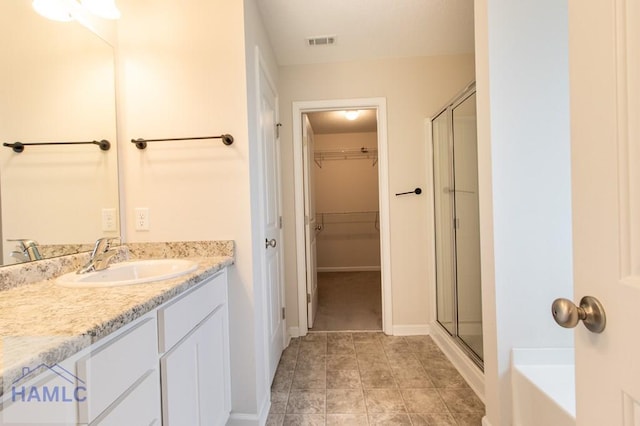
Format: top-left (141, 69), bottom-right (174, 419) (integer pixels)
top-left (102, 208), bottom-right (117, 232)
top-left (135, 208), bottom-right (149, 231)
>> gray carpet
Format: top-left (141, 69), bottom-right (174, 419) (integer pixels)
top-left (310, 271), bottom-right (382, 331)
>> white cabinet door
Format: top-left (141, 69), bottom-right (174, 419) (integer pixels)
top-left (161, 305), bottom-right (230, 426)
top-left (91, 370), bottom-right (161, 426)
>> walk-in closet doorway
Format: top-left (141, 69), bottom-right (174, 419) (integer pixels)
top-left (293, 98), bottom-right (392, 335)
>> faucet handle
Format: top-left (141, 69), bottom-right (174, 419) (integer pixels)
top-left (90, 237), bottom-right (120, 257)
top-left (7, 239), bottom-right (42, 261)
top-left (7, 238), bottom-right (39, 248)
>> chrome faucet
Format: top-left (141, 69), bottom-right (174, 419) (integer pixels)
top-left (77, 237), bottom-right (118, 274)
top-left (9, 239), bottom-right (42, 263)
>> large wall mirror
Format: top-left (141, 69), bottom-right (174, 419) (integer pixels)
top-left (0, 1), bottom-right (119, 266)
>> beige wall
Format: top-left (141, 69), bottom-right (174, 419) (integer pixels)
top-left (279, 54), bottom-right (475, 330)
top-left (116, 0), bottom-right (269, 419)
top-left (314, 132), bottom-right (380, 269)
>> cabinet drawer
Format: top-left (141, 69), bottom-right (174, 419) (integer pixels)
top-left (91, 369), bottom-right (161, 425)
top-left (158, 270), bottom-right (227, 352)
top-left (78, 315), bottom-right (158, 423)
top-left (1, 356), bottom-right (79, 424)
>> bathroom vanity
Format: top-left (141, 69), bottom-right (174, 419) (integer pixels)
top-left (0, 241), bottom-right (234, 425)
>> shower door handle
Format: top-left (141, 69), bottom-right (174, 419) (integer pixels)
top-left (551, 296), bottom-right (606, 333)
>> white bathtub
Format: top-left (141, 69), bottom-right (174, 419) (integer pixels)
top-left (511, 348), bottom-right (576, 426)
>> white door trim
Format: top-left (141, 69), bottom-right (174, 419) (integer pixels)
top-left (292, 97), bottom-right (392, 335)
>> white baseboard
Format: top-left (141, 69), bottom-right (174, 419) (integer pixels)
top-left (429, 321), bottom-right (485, 402)
top-left (228, 397), bottom-right (270, 426)
top-left (316, 266), bottom-right (381, 272)
top-left (227, 413), bottom-right (260, 426)
top-left (392, 324), bottom-right (431, 336)
top-left (288, 326), bottom-right (302, 338)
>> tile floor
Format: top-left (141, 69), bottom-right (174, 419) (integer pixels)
top-left (267, 332), bottom-right (485, 425)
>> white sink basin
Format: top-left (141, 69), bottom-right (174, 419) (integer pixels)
top-left (56, 259), bottom-right (199, 288)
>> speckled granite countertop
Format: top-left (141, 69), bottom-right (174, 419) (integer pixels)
top-left (0, 240), bottom-right (235, 396)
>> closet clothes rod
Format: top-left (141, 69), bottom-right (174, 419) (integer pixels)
top-left (131, 134), bottom-right (234, 149)
top-left (3, 140), bottom-right (110, 153)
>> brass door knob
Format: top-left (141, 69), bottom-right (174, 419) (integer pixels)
top-left (551, 296), bottom-right (606, 333)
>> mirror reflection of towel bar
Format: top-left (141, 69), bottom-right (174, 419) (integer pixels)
top-left (3, 140), bottom-right (110, 153)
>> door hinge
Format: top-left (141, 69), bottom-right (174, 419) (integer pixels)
top-left (276, 123), bottom-right (282, 138)
top-left (282, 307), bottom-right (286, 320)
top-left (279, 216), bottom-right (283, 229)
top-left (307, 293), bottom-right (311, 303)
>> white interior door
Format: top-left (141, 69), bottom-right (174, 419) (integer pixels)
top-left (302, 114), bottom-right (318, 328)
top-left (258, 55), bottom-right (284, 382)
top-left (569, 0), bottom-right (640, 424)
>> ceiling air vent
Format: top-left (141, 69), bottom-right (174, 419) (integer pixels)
top-left (306, 36), bottom-right (336, 46)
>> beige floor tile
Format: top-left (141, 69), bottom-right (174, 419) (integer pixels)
top-left (297, 353), bottom-right (326, 369)
top-left (266, 413), bottom-right (285, 426)
top-left (358, 359), bottom-right (392, 372)
top-left (360, 369), bottom-right (396, 388)
top-left (406, 340), bottom-right (441, 354)
top-left (386, 352), bottom-right (423, 369)
top-left (326, 353), bottom-right (358, 370)
top-left (368, 413), bottom-right (412, 425)
top-left (326, 369), bottom-right (361, 389)
top-left (380, 337), bottom-right (411, 353)
top-left (327, 333), bottom-right (354, 343)
top-left (279, 351), bottom-right (298, 371)
top-left (355, 341), bottom-right (385, 355)
top-left (327, 340), bottom-right (356, 355)
top-left (301, 333), bottom-right (328, 342)
top-left (392, 366), bottom-right (435, 388)
top-left (352, 332), bottom-right (383, 341)
top-left (401, 388), bottom-right (449, 413)
top-left (427, 367), bottom-right (471, 388)
top-left (286, 389), bottom-right (326, 414)
top-left (409, 412), bottom-right (457, 425)
top-left (438, 388), bottom-right (485, 414)
top-left (326, 413), bottom-right (369, 425)
top-left (326, 388), bottom-right (366, 413)
top-left (272, 368), bottom-right (294, 391)
top-left (292, 368), bottom-right (326, 389)
top-left (395, 376), bottom-right (435, 389)
top-left (270, 389), bottom-right (290, 414)
top-left (298, 340), bottom-right (327, 356)
top-left (451, 410), bottom-right (485, 425)
top-left (282, 414), bottom-right (325, 425)
top-left (364, 388), bottom-right (407, 413)
top-left (415, 352), bottom-right (457, 371)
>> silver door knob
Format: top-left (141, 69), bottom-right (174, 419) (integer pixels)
top-left (265, 238), bottom-right (277, 249)
top-left (551, 296), bottom-right (606, 333)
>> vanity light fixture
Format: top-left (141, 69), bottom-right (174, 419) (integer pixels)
top-left (32, 0), bottom-right (75, 22)
top-left (344, 110), bottom-right (360, 121)
top-left (81, 0), bottom-right (121, 20)
top-left (32, 0), bottom-right (121, 22)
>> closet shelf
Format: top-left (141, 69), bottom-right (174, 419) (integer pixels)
top-left (316, 211), bottom-right (380, 232)
top-left (314, 147), bottom-right (378, 168)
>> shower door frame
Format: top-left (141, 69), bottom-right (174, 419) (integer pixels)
top-left (431, 82), bottom-right (484, 370)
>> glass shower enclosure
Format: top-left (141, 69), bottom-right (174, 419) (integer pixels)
top-left (432, 83), bottom-right (483, 367)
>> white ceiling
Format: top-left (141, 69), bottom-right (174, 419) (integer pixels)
top-left (307, 109), bottom-right (378, 135)
top-left (256, 0), bottom-right (475, 67)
